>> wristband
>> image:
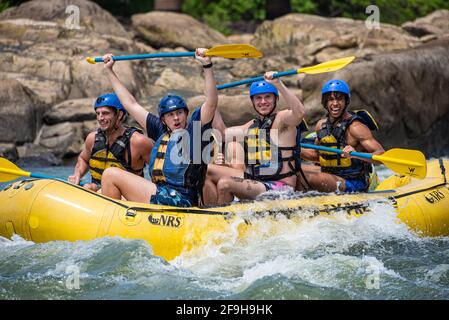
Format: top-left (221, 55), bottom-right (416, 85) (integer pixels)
top-left (202, 63), bottom-right (213, 69)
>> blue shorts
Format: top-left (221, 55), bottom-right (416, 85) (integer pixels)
top-left (150, 184), bottom-right (197, 207)
top-left (344, 178), bottom-right (368, 193)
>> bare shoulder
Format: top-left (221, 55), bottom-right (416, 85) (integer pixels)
top-left (273, 110), bottom-right (293, 132)
top-left (348, 120), bottom-right (372, 138)
top-left (130, 130), bottom-right (152, 146)
top-left (85, 131), bottom-right (97, 148)
top-left (275, 110), bottom-right (291, 123)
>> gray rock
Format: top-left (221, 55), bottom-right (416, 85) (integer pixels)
top-left (402, 10), bottom-right (449, 37)
top-left (301, 37), bottom-right (449, 157)
top-left (35, 122), bottom-right (85, 157)
top-left (252, 13), bottom-right (419, 62)
top-left (43, 98), bottom-right (96, 125)
top-left (0, 80), bottom-right (37, 144)
top-left (16, 143), bottom-right (62, 166)
top-left (0, 143), bottom-right (18, 162)
top-left (131, 11), bottom-right (227, 50)
top-left (0, 0), bottom-right (128, 38)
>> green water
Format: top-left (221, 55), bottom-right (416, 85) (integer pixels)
top-left (1, 164), bottom-right (449, 300)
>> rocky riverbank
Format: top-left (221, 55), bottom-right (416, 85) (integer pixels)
top-left (1, 0), bottom-right (448, 164)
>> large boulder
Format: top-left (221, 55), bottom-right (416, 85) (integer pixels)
top-left (35, 122), bottom-right (85, 158)
top-left (0, 0), bottom-right (128, 38)
top-left (402, 10), bottom-right (449, 37)
top-left (43, 98), bottom-right (96, 125)
top-left (131, 11), bottom-right (228, 50)
top-left (300, 37), bottom-right (449, 156)
top-left (0, 80), bottom-right (37, 144)
top-left (0, 42), bottom-right (71, 107)
top-left (0, 18), bottom-right (61, 44)
top-left (252, 14), bottom-right (420, 64)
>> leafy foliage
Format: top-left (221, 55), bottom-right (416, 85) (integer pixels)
top-left (292, 0), bottom-right (449, 25)
top-left (2, 0), bottom-right (448, 30)
top-left (182, 0), bottom-right (449, 33)
top-left (182, 0), bottom-right (266, 34)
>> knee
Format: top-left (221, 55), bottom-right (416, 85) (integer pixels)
top-left (217, 177), bottom-right (232, 193)
top-left (101, 167), bottom-right (122, 184)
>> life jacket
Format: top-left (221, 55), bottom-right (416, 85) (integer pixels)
top-left (316, 110), bottom-right (379, 181)
top-left (88, 127), bottom-right (144, 185)
top-left (295, 119), bottom-right (309, 154)
top-left (148, 129), bottom-right (210, 200)
top-left (244, 114), bottom-right (301, 182)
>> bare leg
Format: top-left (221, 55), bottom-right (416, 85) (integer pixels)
top-left (217, 175), bottom-right (267, 205)
top-left (83, 183), bottom-right (100, 192)
top-left (203, 163), bottom-right (245, 205)
top-left (101, 167), bottom-right (157, 202)
top-left (297, 165), bottom-right (346, 192)
top-left (202, 178), bottom-right (218, 205)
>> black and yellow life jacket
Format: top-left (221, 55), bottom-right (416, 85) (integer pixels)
top-left (89, 127), bottom-right (144, 185)
top-left (244, 114), bottom-right (301, 182)
top-left (316, 110), bottom-right (378, 181)
top-left (150, 133), bottom-right (170, 184)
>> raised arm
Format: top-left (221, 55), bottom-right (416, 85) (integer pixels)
top-left (212, 108), bottom-right (227, 138)
top-left (102, 53), bottom-right (149, 129)
top-left (195, 48), bottom-right (218, 125)
top-left (265, 71), bottom-right (305, 127)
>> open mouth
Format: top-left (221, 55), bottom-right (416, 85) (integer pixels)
top-left (329, 106), bottom-right (342, 115)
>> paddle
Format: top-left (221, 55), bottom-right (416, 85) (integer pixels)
top-left (86, 44), bottom-right (263, 64)
top-left (0, 157), bottom-right (86, 186)
top-left (216, 56), bottom-right (355, 90)
top-left (300, 143), bottom-right (427, 179)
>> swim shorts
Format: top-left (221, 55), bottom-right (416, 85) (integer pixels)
top-left (150, 184), bottom-right (197, 207)
top-left (261, 180), bottom-right (292, 192)
top-left (344, 178), bottom-right (368, 193)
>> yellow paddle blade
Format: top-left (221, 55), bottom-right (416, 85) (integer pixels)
top-left (297, 56), bottom-right (356, 75)
top-left (0, 157), bottom-right (30, 182)
top-left (205, 44), bottom-right (263, 59)
top-left (373, 149), bottom-right (427, 179)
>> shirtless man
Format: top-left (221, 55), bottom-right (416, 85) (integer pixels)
top-left (207, 73), bottom-right (306, 205)
top-left (297, 79), bottom-right (385, 193)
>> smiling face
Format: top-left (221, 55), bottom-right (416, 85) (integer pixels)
top-left (95, 106), bottom-right (121, 132)
top-left (251, 93), bottom-right (277, 117)
top-left (325, 92), bottom-right (347, 120)
top-left (161, 108), bottom-right (188, 131)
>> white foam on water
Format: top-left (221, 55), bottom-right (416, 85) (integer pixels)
top-left (0, 234), bottom-right (35, 247)
top-left (173, 198), bottom-right (416, 294)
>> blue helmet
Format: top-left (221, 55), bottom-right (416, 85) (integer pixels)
top-left (321, 79), bottom-right (351, 108)
top-left (249, 81), bottom-right (279, 98)
top-left (158, 94), bottom-right (188, 117)
top-left (321, 79), bottom-right (351, 97)
top-left (94, 93), bottom-right (127, 115)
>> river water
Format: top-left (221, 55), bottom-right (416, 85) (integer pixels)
top-left (1, 163), bottom-right (449, 300)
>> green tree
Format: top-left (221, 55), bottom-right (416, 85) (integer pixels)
top-left (306, 0), bottom-right (449, 25)
top-left (182, 0), bottom-right (265, 34)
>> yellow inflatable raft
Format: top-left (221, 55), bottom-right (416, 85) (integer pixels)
top-left (0, 159), bottom-right (448, 261)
